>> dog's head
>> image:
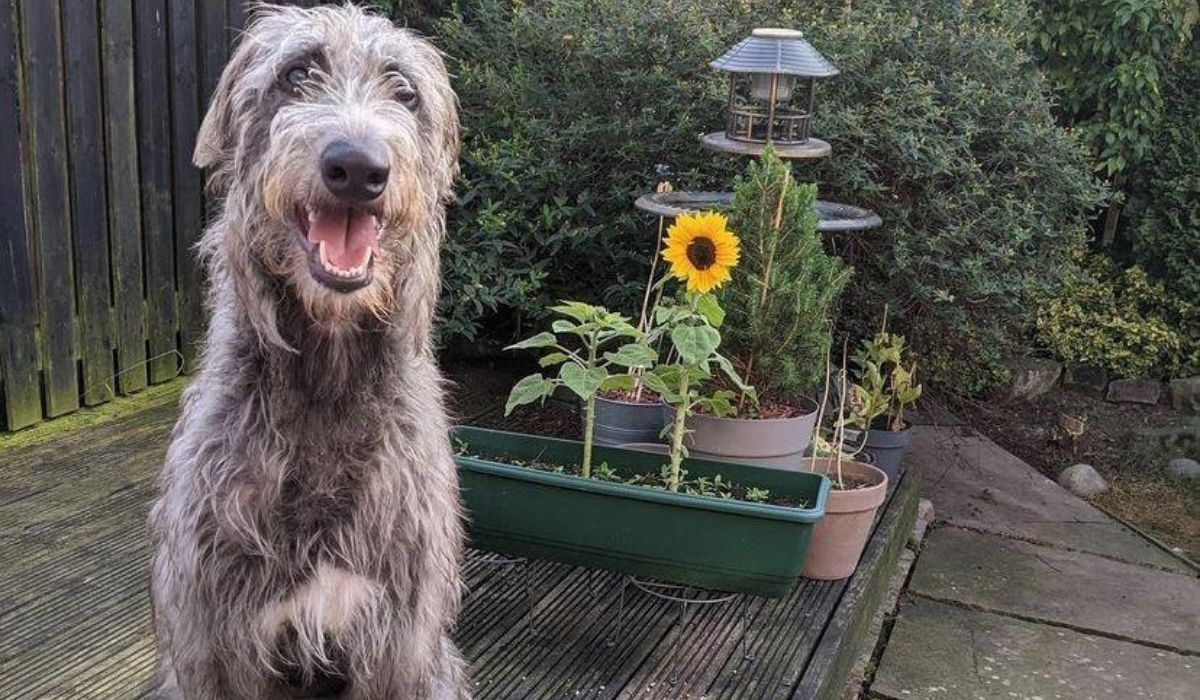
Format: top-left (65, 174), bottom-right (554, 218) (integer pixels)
top-left (195, 4), bottom-right (458, 344)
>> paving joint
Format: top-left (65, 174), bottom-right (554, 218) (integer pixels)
top-left (936, 522), bottom-right (1199, 576)
top-left (905, 590), bottom-right (1200, 658)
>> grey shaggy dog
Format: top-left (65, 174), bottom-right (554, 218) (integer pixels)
top-left (149, 5), bottom-right (468, 699)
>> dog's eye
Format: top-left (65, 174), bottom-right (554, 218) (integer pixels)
top-left (385, 64), bottom-right (419, 108)
top-left (396, 84), bottom-right (419, 107)
top-left (285, 66), bottom-right (310, 91)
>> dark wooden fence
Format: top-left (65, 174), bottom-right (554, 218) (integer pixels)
top-left (0, 0), bottom-right (326, 431)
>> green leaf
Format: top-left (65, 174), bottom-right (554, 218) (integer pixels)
top-left (560, 363), bottom-right (607, 400)
top-left (551, 319), bottom-right (577, 334)
top-left (604, 342), bottom-right (657, 369)
top-left (538, 352), bottom-right (570, 367)
top-left (550, 301), bottom-right (598, 322)
top-left (505, 374), bottom-right (554, 415)
top-left (695, 293), bottom-right (725, 327)
top-left (670, 323), bottom-right (721, 365)
top-left (599, 374), bottom-right (637, 392)
top-left (506, 332), bottom-right (556, 350)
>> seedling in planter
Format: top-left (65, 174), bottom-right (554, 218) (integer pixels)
top-left (505, 301), bottom-right (655, 478)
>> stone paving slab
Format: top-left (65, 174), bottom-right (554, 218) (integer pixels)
top-left (910, 527), bottom-right (1200, 653)
top-left (873, 597), bottom-right (1200, 700)
top-left (909, 426), bottom-right (1189, 573)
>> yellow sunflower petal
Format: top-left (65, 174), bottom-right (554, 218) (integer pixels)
top-left (660, 212), bottom-right (741, 293)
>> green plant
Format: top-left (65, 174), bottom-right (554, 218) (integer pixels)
top-left (1035, 254), bottom-right (1198, 378)
top-left (1125, 40), bottom-right (1200, 309)
top-left (435, 0), bottom-right (1103, 394)
top-left (847, 320), bottom-right (923, 432)
top-left (1031, 0), bottom-right (1196, 177)
top-left (504, 301), bottom-right (654, 477)
top-left (640, 289), bottom-right (753, 492)
top-left (721, 147), bottom-right (849, 403)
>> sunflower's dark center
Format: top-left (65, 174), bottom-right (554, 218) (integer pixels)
top-left (686, 237), bottom-right (717, 271)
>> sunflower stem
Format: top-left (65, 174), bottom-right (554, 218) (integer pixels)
top-left (668, 370), bottom-right (690, 492)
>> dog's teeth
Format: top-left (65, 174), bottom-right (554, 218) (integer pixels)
top-left (307, 207), bottom-right (318, 224)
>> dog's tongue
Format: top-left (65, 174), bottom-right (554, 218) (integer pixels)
top-left (308, 208), bottom-right (378, 269)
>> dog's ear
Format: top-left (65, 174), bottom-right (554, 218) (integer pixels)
top-left (194, 42), bottom-right (254, 174)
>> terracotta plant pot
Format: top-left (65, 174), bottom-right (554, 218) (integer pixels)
top-left (682, 396), bottom-right (819, 470)
top-left (590, 395), bottom-right (670, 446)
top-left (799, 457), bottom-right (888, 580)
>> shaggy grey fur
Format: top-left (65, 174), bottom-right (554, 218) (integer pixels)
top-left (149, 5), bottom-right (467, 698)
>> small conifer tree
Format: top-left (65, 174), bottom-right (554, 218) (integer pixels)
top-left (722, 147), bottom-right (851, 405)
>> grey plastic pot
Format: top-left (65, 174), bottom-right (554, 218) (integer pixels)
top-left (682, 397), bottom-right (819, 470)
top-left (855, 426), bottom-right (914, 483)
top-left (590, 395), bottom-right (670, 446)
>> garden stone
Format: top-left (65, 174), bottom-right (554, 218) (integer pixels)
top-left (1002, 358), bottom-right (1061, 401)
top-left (1168, 376), bottom-right (1200, 413)
top-left (1166, 457), bottom-right (1200, 481)
top-left (1064, 364), bottom-right (1108, 395)
top-left (1105, 378), bottom-right (1162, 405)
top-left (1057, 463), bottom-right (1107, 497)
top-left (911, 498), bottom-right (935, 544)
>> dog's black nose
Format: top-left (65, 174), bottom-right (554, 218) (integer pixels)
top-left (320, 140), bottom-right (389, 203)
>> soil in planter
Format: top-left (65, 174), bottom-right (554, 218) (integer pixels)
top-left (597, 388), bottom-right (661, 404)
top-left (693, 399), bottom-right (814, 420)
top-left (452, 440), bottom-right (810, 509)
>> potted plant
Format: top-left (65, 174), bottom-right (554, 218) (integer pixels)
top-left (844, 318), bottom-right (923, 482)
top-left (591, 182), bottom-right (675, 446)
top-left (684, 147), bottom-right (851, 468)
top-left (455, 216), bottom-right (831, 597)
top-left (800, 349), bottom-right (889, 580)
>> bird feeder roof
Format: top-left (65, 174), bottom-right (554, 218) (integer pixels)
top-left (711, 28), bottom-right (839, 78)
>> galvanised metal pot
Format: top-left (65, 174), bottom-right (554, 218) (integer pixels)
top-left (454, 426), bottom-right (830, 597)
top-left (590, 395), bottom-right (670, 446)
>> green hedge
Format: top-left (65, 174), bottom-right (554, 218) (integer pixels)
top-left (432, 0), bottom-right (1102, 392)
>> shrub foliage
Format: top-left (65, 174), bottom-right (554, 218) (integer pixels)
top-left (722, 149), bottom-right (849, 400)
top-left (434, 0), bottom-right (1102, 392)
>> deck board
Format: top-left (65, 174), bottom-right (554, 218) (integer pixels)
top-left (0, 381), bottom-right (911, 699)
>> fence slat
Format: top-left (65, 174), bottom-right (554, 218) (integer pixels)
top-left (0, 0), bottom-right (40, 430)
top-left (63, 0), bottom-right (114, 407)
top-left (133, 0), bottom-right (177, 383)
top-left (101, 0), bottom-right (146, 395)
top-left (169, 0), bottom-right (204, 370)
top-left (21, 0), bottom-right (78, 418)
top-left (226, 0), bottom-right (247, 52)
top-left (198, 0), bottom-right (227, 110)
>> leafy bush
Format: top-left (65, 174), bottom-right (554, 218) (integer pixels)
top-left (722, 149), bottom-right (849, 400)
top-left (1035, 254), bottom-right (1198, 378)
top-left (1031, 0), bottom-right (1196, 176)
top-left (1125, 40), bottom-right (1200, 311)
top-left (433, 0), bottom-right (1103, 393)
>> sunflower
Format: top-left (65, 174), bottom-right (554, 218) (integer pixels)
top-left (661, 212), bottom-right (740, 293)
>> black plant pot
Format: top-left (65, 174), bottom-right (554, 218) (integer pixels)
top-left (589, 395), bottom-right (670, 446)
top-left (859, 426), bottom-right (914, 483)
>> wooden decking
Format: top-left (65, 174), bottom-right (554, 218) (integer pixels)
top-left (0, 380), bottom-right (916, 699)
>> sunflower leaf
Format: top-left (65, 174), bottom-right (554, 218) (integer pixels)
top-left (670, 324), bottom-right (720, 366)
top-left (506, 332), bottom-right (557, 350)
top-left (695, 293), bottom-right (725, 327)
top-left (604, 342), bottom-right (657, 369)
top-left (505, 374), bottom-right (554, 415)
top-left (560, 363), bottom-right (607, 400)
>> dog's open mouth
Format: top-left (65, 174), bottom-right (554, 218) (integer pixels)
top-left (296, 204), bottom-right (380, 292)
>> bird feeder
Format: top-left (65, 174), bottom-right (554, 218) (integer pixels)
top-left (702, 28), bottom-right (838, 159)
